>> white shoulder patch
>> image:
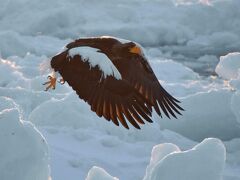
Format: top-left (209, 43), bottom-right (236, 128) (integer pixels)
top-left (68, 47), bottom-right (122, 80)
top-left (100, 36), bottom-right (131, 44)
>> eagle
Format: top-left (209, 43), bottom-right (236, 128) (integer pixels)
top-left (43, 36), bottom-right (184, 129)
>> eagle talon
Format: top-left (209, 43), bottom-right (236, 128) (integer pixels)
top-left (43, 76), bottom-right (57, 91)
top-left (58, 78), bottom-right (65, 85)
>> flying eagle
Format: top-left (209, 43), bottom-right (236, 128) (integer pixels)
top-left (43, 36), bottom-right (184, 129)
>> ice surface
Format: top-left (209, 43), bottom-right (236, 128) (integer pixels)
top-left (0, 107), bottom-right (50, 180)
top-left (0, 31), bottom-right (69, 58)
top-left (0, 96), bottom-right (18, 112)
top-left (143, 138), bottom-right (226, 180)
top-left (0, 0), bottom-right (240, 180)
top-left (29, 93), bottom-right (97, 128)
top-left (0, 59), bottom-right (26, 88)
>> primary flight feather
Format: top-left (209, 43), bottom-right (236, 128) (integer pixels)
top-left (43, 36), bottom-right (184, 129)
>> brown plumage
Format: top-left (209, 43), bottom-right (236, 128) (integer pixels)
top-left (49, 36), bottom-right (184, 129)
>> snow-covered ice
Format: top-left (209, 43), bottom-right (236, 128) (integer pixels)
top-left (1, 0), bottom-right (240, 180)
top-left (143, 143), bottom-right (181, 180)
top-left (216, 52), bottom-right (240, 80)
top-left (86, 166), bottom-right (119, 180)
top-left (0, 105), bottom-right (50, 180)
top-left (84, 138), bottom-right (226, 180)
top-left (143, 138), bottom-right (226, 180)
top-left (160, 89), bottom-right (240, 141)
top-left (215, 52), bottom-right (240, 125)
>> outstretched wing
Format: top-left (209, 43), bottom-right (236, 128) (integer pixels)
top-left (66, 37), bottom-right (184, 118)
top-left (50, 48), bottom-right (153, 129)
top-left (112, 53), bottom-right (184, 119)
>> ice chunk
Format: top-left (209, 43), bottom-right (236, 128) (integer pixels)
top-left (144, 138), bottom-right (226, 180)
top-left (0, 108), bottom-right (50, 180)
top-left (215, 52), bottom-right (240, 80)
top-left (85, 166), bottom-right (119, 180)
top-left (143, 143), bottom-right (180, 180)
top-left (160, 89), bottom-right (240, 141)
top-left (149, 59), bottom-right (199, 83)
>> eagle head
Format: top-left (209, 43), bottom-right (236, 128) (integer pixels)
top-left (50, 50), bottom-right (68, 71)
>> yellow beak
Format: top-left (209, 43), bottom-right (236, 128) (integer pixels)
top-left (129, 45), bottom-right (142, 55)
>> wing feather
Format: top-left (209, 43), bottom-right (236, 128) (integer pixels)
top-left (164, 97), bottom-right (182, 116)
top-left (109, 101), bottom-right (119, 126)
top-left (161, 98), bottom-right (176, 118)
top-left (132, 102), bottom-right (153, 123)
top-left (120, 103), bottom-right (140, 129)
top-left (113, 56), bottom-right (184, 118)
top-left (91, 90), bottom-right (100, 112)
top-left (102, 95), bottom-right (111, 121)
top-left (96, 89), bottom-right (104, 117)
top-left (128, 105), bottom-right (145, 124)
top-left (50, 37), bottom-right (184, 129)
top-left (115, 102), bottom-right (129, 129)
top-left (51, 50), bottom-right (152, 129)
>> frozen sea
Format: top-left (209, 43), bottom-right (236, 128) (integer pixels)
top-left (0, 0), bottom-right (240, 180)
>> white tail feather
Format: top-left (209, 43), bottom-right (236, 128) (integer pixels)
top-left (39, 59), bottom-right (52, 75)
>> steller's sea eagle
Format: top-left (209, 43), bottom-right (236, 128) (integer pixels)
top-left (43, 36), bottom-right (184, 129)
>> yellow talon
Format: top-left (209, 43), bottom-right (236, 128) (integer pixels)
top-left (58, 78), bottom-right (65, 85)
top-left (43, 76), bottom-right (57, 91)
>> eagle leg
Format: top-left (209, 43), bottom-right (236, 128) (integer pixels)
top-left (43, 75), bottom-right (57, 91)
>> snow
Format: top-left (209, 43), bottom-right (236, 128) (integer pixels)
top-left (68, 47), bottom-right (122, 80)
top-left (101, 36), bottom-right (130, 44)
top-left (0, 0), bottom-right (240, 180)
top-left (0, 107), bottom-right (50, 180)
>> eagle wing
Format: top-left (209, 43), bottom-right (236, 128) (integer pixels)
top-left (111, 54), bottom-right (184, 119)
top-left (51, 49), bottom-right (153, 129)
